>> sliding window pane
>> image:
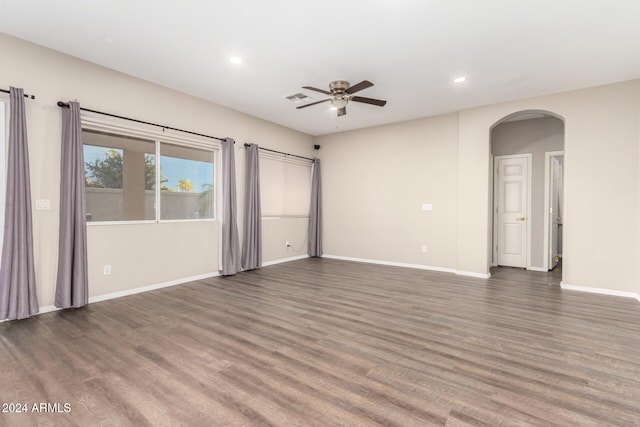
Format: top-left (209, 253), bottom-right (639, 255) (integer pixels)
top-left (160, 143), bottom-right (215, 220)
top-left (83, 130), bottom-right (156, 221)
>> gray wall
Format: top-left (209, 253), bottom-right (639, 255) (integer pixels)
top-left (491, 116), bottom-right (564, 269)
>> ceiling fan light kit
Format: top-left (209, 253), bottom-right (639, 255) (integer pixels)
top-left (297, 80), bottom-right (386, 116)
top-left (330, 97), bottom-right (348, 109)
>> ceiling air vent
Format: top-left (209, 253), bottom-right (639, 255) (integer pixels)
top-left (285, 92), bottom-right (310, 103)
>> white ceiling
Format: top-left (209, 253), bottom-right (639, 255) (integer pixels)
top-left (1, 1), bottom-right (639, 136)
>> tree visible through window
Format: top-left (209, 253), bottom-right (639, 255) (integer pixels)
top-left (82, 129), bottom-right (215, 222)
top-left (160, 143), bottom-right (214, 220)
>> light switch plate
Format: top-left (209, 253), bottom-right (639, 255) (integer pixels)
top-left (35, 199), bottom-right (51, 210)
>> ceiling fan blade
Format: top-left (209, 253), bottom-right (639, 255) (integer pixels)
top-left (345, 80), bottom-right (373, 94)
top-left (296, 98), bottom-right (331, 109)
top-left (337, 107), bottom-right (347, 117)
top-left (302, 86), bottom-right (331, 95)
top-left (351, 96), bottom-right (387, 107)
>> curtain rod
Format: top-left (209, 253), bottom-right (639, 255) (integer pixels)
top-left (56, 101), bottom-right (227, 142)
top-left (244, 143), bottom-right (319, 161)
top-left (0, 88), bottom-right (36, 99)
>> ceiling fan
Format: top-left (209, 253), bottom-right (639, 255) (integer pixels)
top-left (297, 80), bottom-right (386, 117)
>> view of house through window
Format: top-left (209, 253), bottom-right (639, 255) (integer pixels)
top-left (82, 129), bottom-right (215, 222)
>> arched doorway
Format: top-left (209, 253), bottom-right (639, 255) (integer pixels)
top-left (490, 110), bottom-right (565, 274)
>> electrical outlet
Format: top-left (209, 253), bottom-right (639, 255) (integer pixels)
top-left (103, 265), bottom-right (111, 275)
top-left (421, 245), bottom-right (427, 253)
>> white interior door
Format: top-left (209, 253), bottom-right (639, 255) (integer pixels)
top-left (497, 156), bottom-right (529, 268)
top-left (549, 156), bottom-right (563, 269)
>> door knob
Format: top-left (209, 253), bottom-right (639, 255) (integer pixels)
top-left (517, 216), bottom-right (526, 221)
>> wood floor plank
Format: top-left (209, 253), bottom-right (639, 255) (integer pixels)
top-left (1, 258), bottom-right (639, 426)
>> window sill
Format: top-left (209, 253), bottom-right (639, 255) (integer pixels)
top-left (87, 219), bottom-right (217, 226)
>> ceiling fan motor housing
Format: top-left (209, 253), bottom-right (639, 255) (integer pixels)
top-left (329, 80), bottom-right (350, 94)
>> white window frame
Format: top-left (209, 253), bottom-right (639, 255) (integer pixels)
top-left (81, 111), bottom-right (219, 225)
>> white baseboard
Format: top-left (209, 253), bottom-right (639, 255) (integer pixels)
top-left (455, 270), bottom-right (491, 279)
top-left (527, 266), bottom-right (548, 272)
top-left (88, 272), bottom-right (219, 304)
top-left (1, 272), bottom-right (220, 322)
top-left (324, 254), bottom-right (493, 278)
top-left (262, 254), bottom-right (309, 267)
top-left (37, 305), bottom-right (60, 315)
top-left (561, 282), bottom-right (639, 299)
top-left (323, 254), bottom-right (457, 274)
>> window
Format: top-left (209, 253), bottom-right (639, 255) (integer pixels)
top-left (82, 129), bottom-right (215, 223)
top-left (160, 143), bottom-right (215, 220)
top-left (259, 154), bottom-right (312, 217)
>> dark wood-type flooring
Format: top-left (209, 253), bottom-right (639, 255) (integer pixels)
top-left (1, 258), bottom-right (639, 426)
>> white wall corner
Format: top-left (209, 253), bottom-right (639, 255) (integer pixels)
top-left (560, 282), bottom-right (639, 299)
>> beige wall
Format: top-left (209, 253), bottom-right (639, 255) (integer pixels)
top-left (0, 33), bottom-right (314, 307)
top-left (318, 80), bottom-right (640, 293)
top-left (458, 80), bottom-right (640, 292)
top-left (2, 32), bottom-right (639, 303)
top-left (262, 218), bottom-right (309, 262)
top-left (317, 113), bottom-right (459, 269)
top-left (491, 116), bottom-right (565, 269)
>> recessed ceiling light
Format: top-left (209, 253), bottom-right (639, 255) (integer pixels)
top-left (453, 76), bottom-right (467, 83)
top-left (229, 57), bottom-right (243, 64)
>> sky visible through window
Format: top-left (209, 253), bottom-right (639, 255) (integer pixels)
top-left (84, 145), bottom-right (213, 191)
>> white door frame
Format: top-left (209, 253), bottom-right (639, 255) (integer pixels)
top-left (543, 150), bottom-right (564, 271)
top-left (492, 153), bottom-right (532, 269)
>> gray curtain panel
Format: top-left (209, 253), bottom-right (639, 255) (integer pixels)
top-left (220, 138), bottom-right (241, 275)
top-left (0, 87), bottom-right (38, 320)
top-left (241, 144), bottom-right (262, 270)
top-left (308, 158), bottom-right (323, 257)
top-left (55, 101), bottom-right (88, 308)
